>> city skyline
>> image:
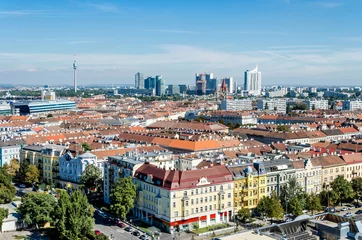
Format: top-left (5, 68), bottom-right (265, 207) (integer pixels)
top-left (0, 0), bottom-right (361, 85)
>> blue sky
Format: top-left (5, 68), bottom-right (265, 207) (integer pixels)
top-left (0, 0), bottom-right (361, 86)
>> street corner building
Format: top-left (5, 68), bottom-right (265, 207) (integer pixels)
top-left (132, 162), bottom-right (234, 233)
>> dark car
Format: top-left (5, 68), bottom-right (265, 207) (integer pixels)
top-left (356, 210), bottom-right (362, 214)
top-left (125, 227), bottom-right (132, 232)
top-left (132, 231), bottom-right (140, 236)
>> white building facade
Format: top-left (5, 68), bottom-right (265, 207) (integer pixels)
top-left (220, 99), bottom-right (253, 111)
top-left (244, 65), bottom-right (262, 95)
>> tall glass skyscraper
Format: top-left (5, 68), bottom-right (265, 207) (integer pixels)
top-left (244, 65), bottom-right (262, 95)
top-left (156, 75), bottom-right (165, 96)
top-left (135, 72), bottom-right (144, 89)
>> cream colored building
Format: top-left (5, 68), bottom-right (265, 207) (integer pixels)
top-left (133, 163), bottom-right (234, 233)
top-left (312, 155), bottom-right (346, 186)
top-left (292, 159), bottom-right (322, 194)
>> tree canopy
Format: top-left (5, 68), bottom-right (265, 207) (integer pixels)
top-left (0, 207), bottom-right (9, 231)
top-left (330, 176), bottom-right (353, 206)
top-left (237, 208), bottom-right (251, 223)
top-left (276, 125), bottom-right (290, 132)
top-left (18, 193), bottom-right (57, 228)
top-left (307, 193), bottom-right (322, 214)
top-left (280, 177), bottom-right (304, 210)
top-left (110, 177), bottom-right (137, 220)
top-left (79, 165), bottom-right (103, 194)
top-left (81, 143), bottom-right (92, 151)
top-left (54, 190), bottom-right (94, 240)
top-left (351, 177), bottom-right (362, 205)
top-left (256, 192), bottom-right (284, 221)
top-left (0, 166), bottom-right (16, 204)
top-left (25, 165), bottom-right (40, 184)
top-left (288, 197), bottom-right (303, 217)
top-left (4, 158), bottom-right (20, 176)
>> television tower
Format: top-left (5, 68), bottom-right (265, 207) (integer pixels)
top-left (73, 54), bottom-right (77, 93)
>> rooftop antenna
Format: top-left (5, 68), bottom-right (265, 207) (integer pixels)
top-left (73, 54), bottom-right (77, 93)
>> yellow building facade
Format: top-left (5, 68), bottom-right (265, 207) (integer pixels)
top-left (228, 163), bottom-right (267, 212)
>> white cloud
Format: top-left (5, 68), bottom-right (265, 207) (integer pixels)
top-left (86, 3), bottom-right (119, 13)
top-left (0, 10), bottom-right (44, 16)
top-left (141, 29), bottom-right (198, 34)
top-left (0, 44), bottom-right (362, 85)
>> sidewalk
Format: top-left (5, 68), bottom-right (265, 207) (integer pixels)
top-left (0, 230), bottom-right (48, 240)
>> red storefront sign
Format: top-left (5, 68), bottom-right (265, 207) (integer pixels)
top-left (210, 214), bottom-right (216, 219)
top-left (170, 217), bottom-right (199, 226)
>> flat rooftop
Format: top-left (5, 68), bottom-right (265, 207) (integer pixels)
top-left (216, 231), bottom-right (275, 240)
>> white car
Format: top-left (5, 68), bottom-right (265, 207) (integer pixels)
top-left (344, 212), bottom-right (353, 217)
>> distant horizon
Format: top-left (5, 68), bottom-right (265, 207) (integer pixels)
top-left (0, 0), bottom-right (361, 85)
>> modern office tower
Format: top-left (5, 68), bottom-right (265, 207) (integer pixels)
top-left (196, 79), bottom-right (206, 95)
top-left (178, 85), bottom-right (187, 94)
top-left (244, 65), bottom-right (262, 95)
top-left (144, 76), bottom-right (156, 90)
top-left (209, 78), bottom-right (219, 91)
top-left (156, 75), bottom-right (165, 96)
top-left (168, 85), bottom-right (180, 95)
top-left (135, 72), bottom-right (144, 89)
top-left (222, 77), bottom-right (234, 93)
top-left (196, 72), bottom-right (213, 89)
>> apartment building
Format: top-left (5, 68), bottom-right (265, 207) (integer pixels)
top-left (41, 144), bottom-right (67, 185)
top-left (0, 140), bottom-right (24, 167)
top-left (220, 99), bottom-right (253, 111)
top-left (59, 152), bottom-right (105, 189)
top-left (292, 158), bottom-right (322, 194)
top-left (228, 162), bottom-right (267, 212)
top-left (257, 99), bottom-right (287, 114)
top-left (340, 153), bottom-right (362, 181)
top-left (306, 100), bottom-right (329, 110)
top-left (133, 163), bottom-right (234, 233)
top-left (103, 150), bottom-right (174, 204)
top-left (263, 159), bottom-right (296, 196)
top-left (313, 155), bottom-right (346, 186)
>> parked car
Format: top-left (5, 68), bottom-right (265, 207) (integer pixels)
top-left (117, 222), bottom-right (126, 228)
top-left (344, 212), bottom-right (353, 217)
top-left (140, 235), bottom-right (148, 240)
top-left (341, 207), bottom-right (348, 211)
top-left (325, 207), bottom-right (335, 213)
top-left (19, 184), bottom-right (26, 188)
top-left (125, 227), bottom-right (132, 232)
top-left (355, 210), bottom-right (362, 215)
top-left (132, 231), bottom-right (140, 236)
top-left (94, 230), bottom-right (101, 235)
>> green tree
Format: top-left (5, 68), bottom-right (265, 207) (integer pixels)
top-left (276, 125), bottom-right (290, 132)
top-left (307, 193), bottom-right (322, 214)
top-left (25, 165), bottom-right (40, 184)
top-left (280, 177), bottom-right (304, 211)
top-left (256, 196), bottom-right (269, 217)
top-left (293, 102), bottom-right (308, 111)
top-left (273, 106), bottom-right (277, 111)
top-left (264, 102), bottom-right (269, 110)
top-left (330, 175), bottom-right (353, 206)
top-left (19, 159), bottom-right (30, 183)
top-left (351, 177), bottom-right (362, 205)
top-left (81, 143), bottom-right (91, 151)
top-left (237, 208), bottom-right (251, 223)
top-left (267, 191), bottom-right (284, 222)
top-left (54, 190), bottom-right (94, 240)
top-left (286, 104), bottom-right (291, 114)
top-left (5, 158), bottom-right (20, 176)
top-left (0, 207), bottom-right (9, 231)
top-left (0, 166), bottom-right (16, 204)
top-left (18, 193), bottom-right (57, 228)
top-left (311, 104), bottom-right (316, 110)
top-left (288, 197), bottom-right (303, 216)
top-left (79, 165), bottom-right (103, 194)
top-left (47, 113), bottom-right (53, 118)
top-left (110, 177), bottom-right (137, 220)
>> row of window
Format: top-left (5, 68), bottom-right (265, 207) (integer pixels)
top-left (180, 184), bottom-right (232, 197)
top-left (267, 175), bottom-right (291, 183)
top-left (174, 202), bottom-right (232, 217)
top-left (179, 193), bottom-right (232, 207)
